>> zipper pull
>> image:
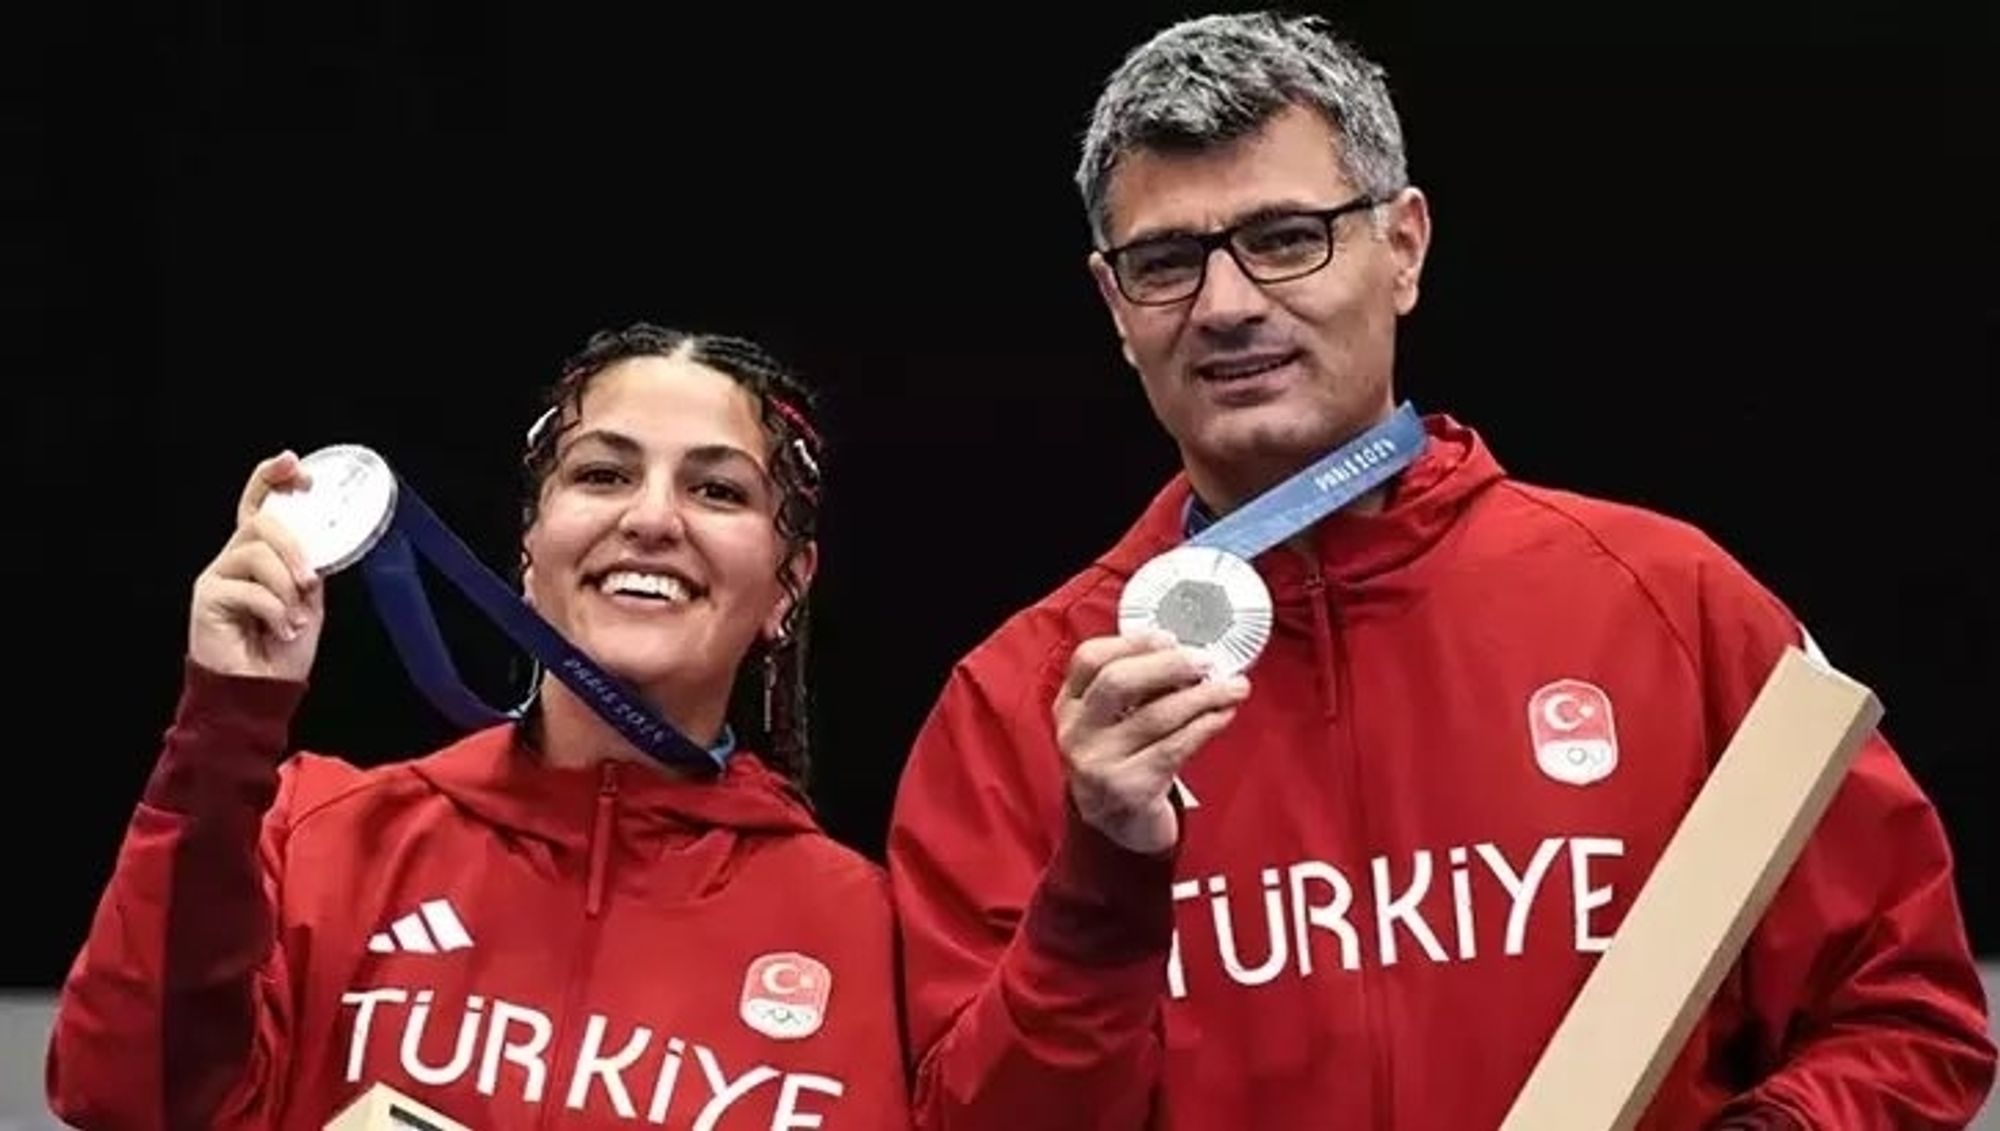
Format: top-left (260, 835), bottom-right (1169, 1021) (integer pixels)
top-left (1302, 566), bottom-right (1340, 719)
top-left (596, 759), bottom-right (620, 825)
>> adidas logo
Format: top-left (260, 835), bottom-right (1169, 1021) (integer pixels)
top-left (368, 898), bottom-right (473, 955)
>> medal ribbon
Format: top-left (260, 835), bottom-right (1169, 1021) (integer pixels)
top-left (355, 476), bottom-right (732, 776)
top-left (1184, 401), bottom-right (1427, 559)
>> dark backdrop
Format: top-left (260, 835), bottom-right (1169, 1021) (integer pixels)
top-left (6, 0), bottom-right (1992, 992)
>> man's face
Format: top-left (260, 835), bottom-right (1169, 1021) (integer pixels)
top-left (1089, 103), bottom-right (1431, 505)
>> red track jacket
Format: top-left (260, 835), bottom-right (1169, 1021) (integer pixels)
top-left (887, 414), bottom-right (1994, 1129)
top-left (48, 661), bottom-right (912, 1130)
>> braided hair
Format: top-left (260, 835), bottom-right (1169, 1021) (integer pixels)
top-left (520, 322), bottom-right (825, 787)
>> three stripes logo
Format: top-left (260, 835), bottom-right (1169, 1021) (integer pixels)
top-left (367, 898), bottom-right (474, 955)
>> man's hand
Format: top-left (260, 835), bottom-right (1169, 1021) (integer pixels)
top-left (1054, 630), bottom-right (1250, 854)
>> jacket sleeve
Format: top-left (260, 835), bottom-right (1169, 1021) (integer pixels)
top-left (888, 654), bottom-right (1179, 1131)
top-left (46, 658), bottom-right (311, 1131)
top-left (1693, 555), bottom-right (1997, 1128)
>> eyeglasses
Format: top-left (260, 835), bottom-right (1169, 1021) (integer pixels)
top-left (1100, 195), bottom-right (1382, 306)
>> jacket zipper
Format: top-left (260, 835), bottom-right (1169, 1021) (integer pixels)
top-left (1304, 568), bottom-right (1340, 720)
top-left (535, 762), bottom-right (619, 1131)
top-left (1306, 564), bottom-right (1393, 1129)
top-left (587, 767), bottom-right (615, 917)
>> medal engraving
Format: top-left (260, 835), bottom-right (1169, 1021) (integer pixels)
top-left (1155, 580), bottom-right (1232, 646)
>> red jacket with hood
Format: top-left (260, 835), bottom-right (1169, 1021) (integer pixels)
top-left (48, 660), bottom-right (913, 1130)
top-left (887, 414), bottom-right (1994, 1130)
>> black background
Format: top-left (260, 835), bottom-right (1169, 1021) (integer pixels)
top-left (6, 0), bottom-right (1993, 991)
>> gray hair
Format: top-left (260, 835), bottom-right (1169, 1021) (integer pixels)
top-left (1075, 11), bottom-right (1410, 246)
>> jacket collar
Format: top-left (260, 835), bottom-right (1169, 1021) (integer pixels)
top-left (406, 724), bottom-right (823, 851)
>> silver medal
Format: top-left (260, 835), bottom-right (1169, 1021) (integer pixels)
top-left (1117, 544), bottom-right (1274, 678)
top-left (258, 443), bottom-right (399, 575)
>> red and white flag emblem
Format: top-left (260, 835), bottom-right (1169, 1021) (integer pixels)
top-left (740, 951), bottom-right (832, 1040)
top-left (1527, 679), bottom-right (1618, 786)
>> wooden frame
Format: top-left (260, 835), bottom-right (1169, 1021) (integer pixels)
top-left (1501, 646), bottom-right (1883, 1130)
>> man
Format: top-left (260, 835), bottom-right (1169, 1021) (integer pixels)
top-left (886, 11), bottom-right (1994, 1130)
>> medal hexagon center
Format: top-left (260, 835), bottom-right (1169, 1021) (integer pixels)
top-left (1155, 579), bottom-right (1232, 645)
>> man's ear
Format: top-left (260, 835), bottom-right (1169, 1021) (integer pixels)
top-left (1383, 186), bottom-right (1433, 316)
top-left (764, 541), bottom-right (820, 640)
top-left (1088, 251), bottom-right (1140, 370)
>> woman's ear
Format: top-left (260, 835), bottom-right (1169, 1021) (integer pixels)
top-left (762, 541), bottom-right (820, 641)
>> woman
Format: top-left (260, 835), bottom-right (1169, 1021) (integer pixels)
top-left (46, 324), bottom-right (913, 1129)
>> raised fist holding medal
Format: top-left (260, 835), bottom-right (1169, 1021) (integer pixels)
top-left (199, 436), bottom-right (733, 776)
top-left (188, 450), bottom-right (336, 684)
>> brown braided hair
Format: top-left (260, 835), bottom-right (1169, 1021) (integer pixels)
top-left (519, 322), bottom-right (825, 787)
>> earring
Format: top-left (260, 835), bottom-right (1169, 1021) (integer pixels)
top-left (760, 649), bottom-right (779, 733)
top-left (762, 610), bottom-right (796, 733)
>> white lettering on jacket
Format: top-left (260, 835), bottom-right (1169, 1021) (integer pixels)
top-left (1165, 835), bottom-right (1624, 999)
top-left (338, 988), bottom-right (845, 1129)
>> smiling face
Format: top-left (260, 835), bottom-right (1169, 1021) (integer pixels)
top-left (520, 354), bottom-right (814, 721)
top-left (1088, 103), bottom-right (1431, 509)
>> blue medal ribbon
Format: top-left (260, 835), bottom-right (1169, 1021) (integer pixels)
top-left (1182, 401), bottom-right (1427, 556)
top-left (355, 475), bottom-right (733, 776)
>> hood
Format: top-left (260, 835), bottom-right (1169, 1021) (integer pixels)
top-left (1099, 413), bottom-right (1507, 600)
top-left (408, 725), bottom-right (824, 853)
